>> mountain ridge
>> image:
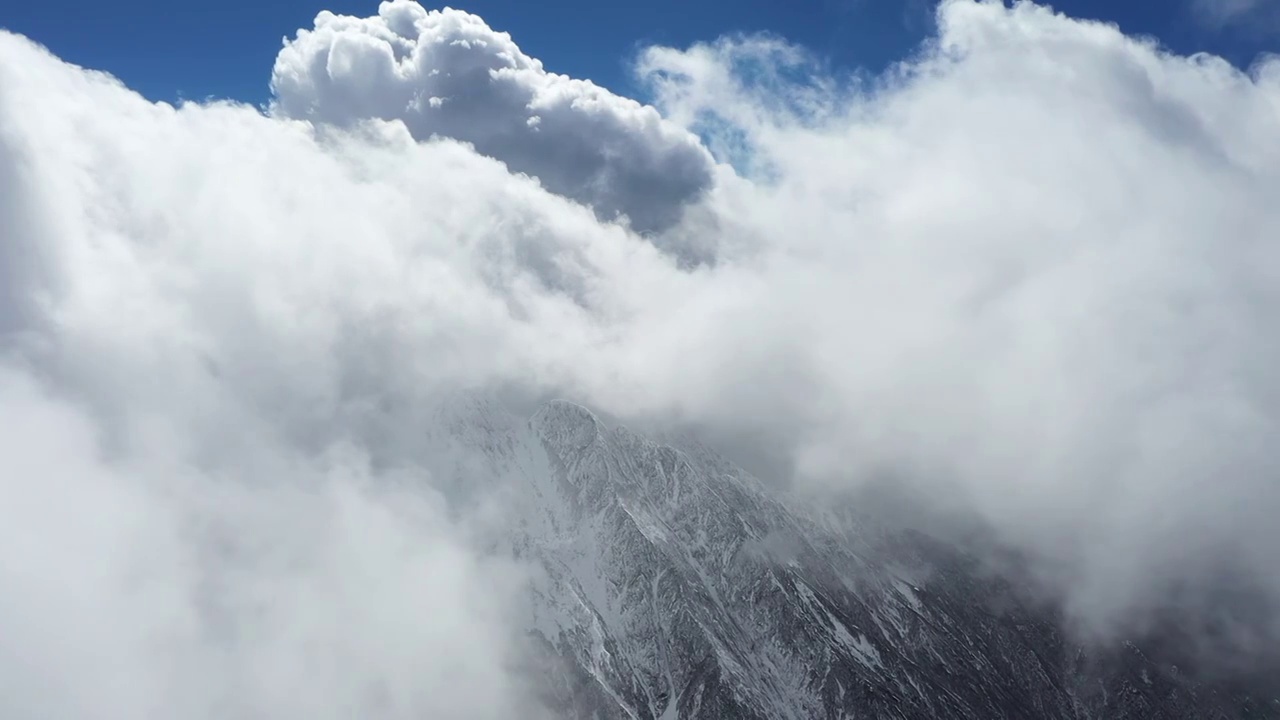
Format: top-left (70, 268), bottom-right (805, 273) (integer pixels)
top-left (441, 396), bottom-right (1279, 719)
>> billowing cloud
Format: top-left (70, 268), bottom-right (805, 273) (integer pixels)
top-left (0, 30), bottom-right (562, 720)
top-left (270, 0), bottom-right (716, 235)
top-left (3, 0), bottom-right (1280, 713)
top-left (633, 0), bottom-right (1280, 641)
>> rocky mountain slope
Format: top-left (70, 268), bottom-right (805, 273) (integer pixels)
top-left (433, 397), bottom-right (1278, 719)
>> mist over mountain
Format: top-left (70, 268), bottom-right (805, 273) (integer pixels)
top-left (2, 1), bottom-right (1280, 717)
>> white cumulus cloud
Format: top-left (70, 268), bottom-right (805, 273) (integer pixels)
top-left (270, 0), bottom-right (717, 236)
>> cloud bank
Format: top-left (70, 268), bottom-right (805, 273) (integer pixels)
top-left (0, 367), bottom-right (527, 719)
top-left (637, 0), bottom-right (1280, 639)
top-left (2, 0), bottom-right (1280, 713)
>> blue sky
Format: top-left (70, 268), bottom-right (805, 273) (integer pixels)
top-left (2, 0), bottom-right (1275, 106)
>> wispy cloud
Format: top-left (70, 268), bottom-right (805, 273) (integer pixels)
top-left (1191, 0), bottom-right (1280, 31)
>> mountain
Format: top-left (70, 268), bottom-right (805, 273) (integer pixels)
top-left (433, 396), bottom-right (1279, 719)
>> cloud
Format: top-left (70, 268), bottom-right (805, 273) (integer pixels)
top-left (270, 0), bottom-right (716, 236)
top-left (0, 367), bottom-right (530, 720)
top-left (3, 0), bottom-right (1280, 711)
top-left (632, 0), bottom-right (1280, 642)
top-left (1191, 0), bottom-right (1280, 31)
top-left (0, 31), bottom-right (564, 720)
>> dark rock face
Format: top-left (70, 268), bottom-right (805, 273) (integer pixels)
top-left (453, 398), bottom-right (1279, 719)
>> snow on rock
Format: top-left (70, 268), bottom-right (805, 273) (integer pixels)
top-left (429, 395), bottom-right (1277, 719)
